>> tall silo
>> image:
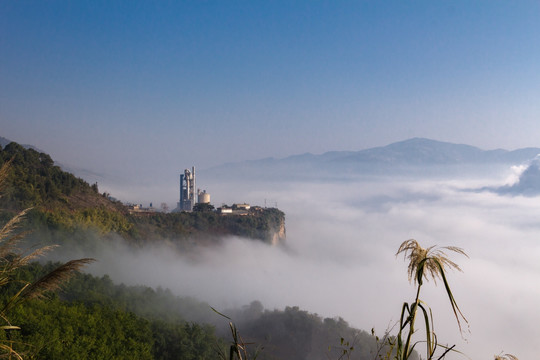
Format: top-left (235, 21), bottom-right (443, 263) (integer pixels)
top-left (198, 189), bottom-right (211, 204)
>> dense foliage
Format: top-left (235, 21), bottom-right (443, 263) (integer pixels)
top-left (1, 262), bottom-right (221, 359)
top-left (228, 303), bottom-right (379, 360)
top-left (0, 142), bottom-right (89, 210)
top-left (130, 208), bottom-right (285, 244)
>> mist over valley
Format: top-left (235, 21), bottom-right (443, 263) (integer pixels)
top-left (24, 138), bottom-right (539, 360)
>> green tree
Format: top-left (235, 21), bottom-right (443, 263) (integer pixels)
top-left (193, 203), bottom-right (215, 213)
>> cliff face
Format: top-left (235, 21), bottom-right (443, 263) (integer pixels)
top-left (130, 209), bottom-right (286, 246)
top-left (250, 207), bottom-right (285, 246)
top-left (269, 218), bottom-right (286, 246)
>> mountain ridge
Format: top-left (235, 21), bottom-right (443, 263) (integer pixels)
top-left (239, 137), bottom-right (540, 166)
top-left (202, 137), bottom-right (540, 180)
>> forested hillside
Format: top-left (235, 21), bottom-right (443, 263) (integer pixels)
top-left (1, 262), bottom-right (220, 359)
top-left (1, 262), bottom-right (382, 360)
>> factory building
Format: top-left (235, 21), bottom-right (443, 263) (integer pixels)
top-left (177, 166), bottom-right (196, 211)
top-left (173, 166), bottom-right (211, 212)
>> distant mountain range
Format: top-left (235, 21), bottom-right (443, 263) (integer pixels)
top-left (337, 137), bottom-right (540, 164)
top-left (261, 137), bottom-right (540, 165)
top-left (203, 138), bottom-right (540, 180)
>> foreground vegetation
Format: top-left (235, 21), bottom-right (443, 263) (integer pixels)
top-left (2, 265), bottom-right (219, 359)
top-left (0, 261), bottom-right (384, 360)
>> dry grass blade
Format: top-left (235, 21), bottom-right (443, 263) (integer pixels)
top-left (213, 307), bottom-right (261, 360)
top-left (1, 258), bottom-right (95, 315)
top-left (0, 313), bottom-right (11, 327)
top-left (495, 354), bottom-right (519, 360)
top-left (0, 343), bottom-right (23, 360)
top-left (0, 232), bottom-right (29, 261)
top-left (20, 258), bottom-right (95, 301)
top-left (15, 245), bottom-right (59, 268)
top-left (2, 245), bottom-right (59, 274)
top-left (0, 209), bottom-right (32, 247)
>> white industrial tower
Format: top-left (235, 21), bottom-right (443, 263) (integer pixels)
top-left (178, 166), bottom-right (196, 211)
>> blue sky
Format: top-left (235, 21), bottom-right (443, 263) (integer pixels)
top-left (1, 1), bottom-right (540, 179)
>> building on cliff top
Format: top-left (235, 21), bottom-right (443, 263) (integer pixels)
top-left (172, 166), bottom-right (211, 212)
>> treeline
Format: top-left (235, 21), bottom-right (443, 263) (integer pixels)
top-left (2, 262), bottom-right (383, 360)
top-left (23, 208), bottom-right (285, 249)
top-left (131, 208), bottom-right (284, 244)
top-left (224, 302), bottom-right (381, 360)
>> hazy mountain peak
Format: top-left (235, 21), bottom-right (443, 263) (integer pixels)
top-left (384, 137), bottom-right (479, 150)
top-left (204, 138), bottom-right (540, 181)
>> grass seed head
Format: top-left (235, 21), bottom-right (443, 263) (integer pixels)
top-left (397, 239), bottom-right (468, 284)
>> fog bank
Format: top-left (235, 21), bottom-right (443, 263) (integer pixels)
top-left (51, 167), bottom-right (539, 360)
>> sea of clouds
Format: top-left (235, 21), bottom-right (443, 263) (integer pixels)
top-left (74, 163), bottom-right (540, 360)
